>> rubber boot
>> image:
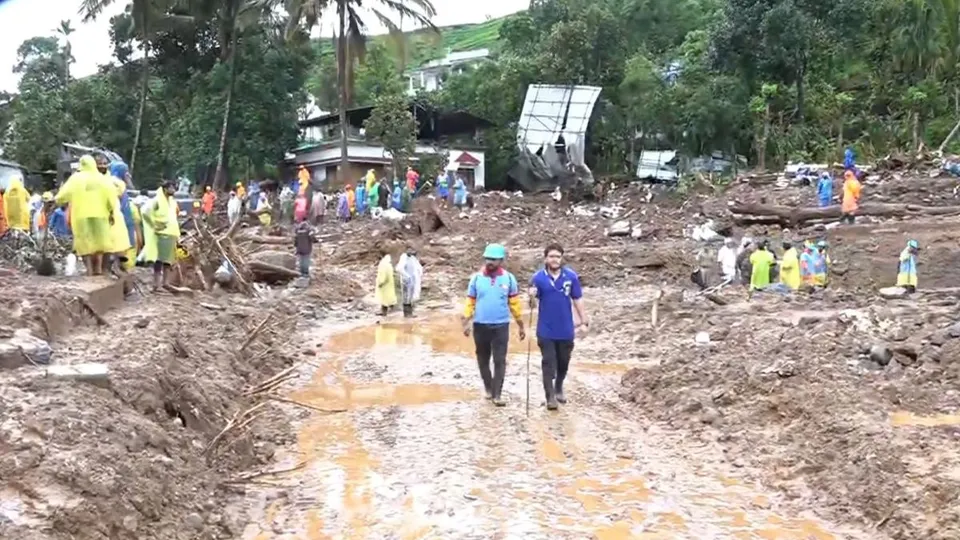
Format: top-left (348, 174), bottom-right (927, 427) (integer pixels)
top-left (544, 381), bottom-right (559, 410)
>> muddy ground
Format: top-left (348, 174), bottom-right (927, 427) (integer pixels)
top-left (2, 164), bottom-right (960, 539)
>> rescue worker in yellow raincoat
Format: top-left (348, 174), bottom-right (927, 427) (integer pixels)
top-left (376, 253), bottom-right (397, 316)
top-left (4, 174), bottom-right (30, 231)
top-left (55, 156), bottom-right (116, 276)
top-left (779, 240), bottom-right (801, 290)
top-left (139, 181), bottom-right (181, 291)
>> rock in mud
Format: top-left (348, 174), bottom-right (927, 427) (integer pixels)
top-left (184, 512), bottom-right (204, 530)
top-left (0, 329), bottom-right (52, 369)
top-left (929, 330), bottom-right (950, 346)
top-left (869, 344), bottom-right (894, 366)
top-left (607, 220), bottom-right (631, 237)
top-left (700, 408), bottom-right (721, 425)
top-left (948, 323), bottom-right (960, 338)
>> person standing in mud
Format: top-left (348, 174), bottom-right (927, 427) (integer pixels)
top-left (528, 243), bottom-right (589, 410)
top-left (461, 244), bottom-right (526, 406)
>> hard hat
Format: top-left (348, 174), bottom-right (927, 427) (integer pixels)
top-left (41, 192), bottom-right (53, 202)
top-left (483, 243), bottom-right (506, 259)
top-left (206, 186), bottom-right (211, 191)
top-left (908, 239), bottom-right (920, 249)
top-left (236, 182), bottom-right (242, 187)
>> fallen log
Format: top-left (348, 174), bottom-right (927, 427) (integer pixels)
top-left (730, 202), bottom-right (960, 226)
top-left (238, 234), bottom-right (292, 246)
top-left (248, 260), bottom-right (301, 281)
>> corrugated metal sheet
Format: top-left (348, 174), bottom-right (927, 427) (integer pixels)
top-left (516, 85), bottom-right (602, 154)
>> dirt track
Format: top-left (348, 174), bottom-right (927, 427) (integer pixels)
top-left (4, 168), bottom-right (960, 539)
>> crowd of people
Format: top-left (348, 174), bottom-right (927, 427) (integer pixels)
top-left (710, 149), bottom-right (920, 294)
top-left (0, 155), bottom-right (182, 290)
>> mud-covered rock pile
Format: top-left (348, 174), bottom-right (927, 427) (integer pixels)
top-left (617, 294), bottom-right (960, 539)
top-left (0, 298), bottom-right (301, 540)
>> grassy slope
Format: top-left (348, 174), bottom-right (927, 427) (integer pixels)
top-left (313, 15), bottom-right (511, 68)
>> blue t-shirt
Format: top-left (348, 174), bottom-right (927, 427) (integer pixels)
top-left (467, 268), bottom-right (519, 325)
top-left (530, 267), bottom-right (582, 341)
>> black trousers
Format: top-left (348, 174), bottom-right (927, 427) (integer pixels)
top-left (538, 338), bottom-right (574, 397)
top-left (841, 213), bottom-right (855, 224)
top-left (474, 323), bottom-right (509, 398)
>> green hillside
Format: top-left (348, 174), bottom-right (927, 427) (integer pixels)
top-left (313, 14), bottom-right (514, 69)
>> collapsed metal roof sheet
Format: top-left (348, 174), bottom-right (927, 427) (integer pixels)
top-left (516, 84), bottom-right (602, 154)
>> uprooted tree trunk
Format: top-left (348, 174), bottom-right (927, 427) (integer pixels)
top-left (730, 202), bottom-right (960, 227)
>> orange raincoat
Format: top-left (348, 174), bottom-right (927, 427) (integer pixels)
top-left (841, 172), bottom-right (861, 214)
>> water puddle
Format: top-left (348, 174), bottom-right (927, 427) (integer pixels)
top-left (891, 411), bottom-right (960, 427)
top-left (243, 314), bottom-right (861, 539)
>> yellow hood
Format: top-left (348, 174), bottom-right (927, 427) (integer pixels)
top-left (78, 155), bottom-right (98, 173)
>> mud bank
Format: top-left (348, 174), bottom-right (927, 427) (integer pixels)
top-left (619, 290), bottom-right (960, 539)
top-left (239, 304), bottom-right (873, 539)
top-left (0, 287), bottom-right (298, 540)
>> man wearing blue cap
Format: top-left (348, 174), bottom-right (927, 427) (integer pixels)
top-left (462, 243), bottom-right (526, 406)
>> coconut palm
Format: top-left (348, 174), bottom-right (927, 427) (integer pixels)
top-left (55, 20), bottom-right (75, 81)
top-left (79, 0), bottom-right (189, 177)
top-left (278, 0), bottom-right (437, 180)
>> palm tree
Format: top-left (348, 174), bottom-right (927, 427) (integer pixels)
top-left (79, 0), bottom-right (187, 178)
top-left (279, 0), bottom-right (437, 181)
top-left (56, 20), bottom-right (75, 81)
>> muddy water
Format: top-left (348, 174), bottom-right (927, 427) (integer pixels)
top-left (243, 314), bottom-right (864, 539)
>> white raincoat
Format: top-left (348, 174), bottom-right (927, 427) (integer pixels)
top-left (395, 253), bottom-right (423, 305)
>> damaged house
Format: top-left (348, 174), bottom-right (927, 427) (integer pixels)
top-left (509, 84), bottom-right (602, 192)
top-left (289, 103), bottom-right (492, 189)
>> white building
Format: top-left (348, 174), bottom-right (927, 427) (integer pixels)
top-left (406, 48), bottom-right (490, 95)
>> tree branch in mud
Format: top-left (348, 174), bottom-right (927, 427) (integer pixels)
top-left (239, 314), bottom-right (273, 353)
top-left (204, 402), bottom-right (268, 459)
top-left (730, 202), bottom-right (960, 226)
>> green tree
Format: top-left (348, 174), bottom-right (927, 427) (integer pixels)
top-left (363, 93), bottom-right (417, 172)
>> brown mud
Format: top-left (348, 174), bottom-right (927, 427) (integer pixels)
top-left (238, 308), bottom-right (873, 539)
top-left (0, 282), bottom-right (298, 540)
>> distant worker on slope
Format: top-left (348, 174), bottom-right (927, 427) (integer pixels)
top-left (896, 239), bottom-right (920, 293)
top-left (749, 240), bottom-right (776, 291)
top-left (4, 174), bottom-right (29, 232)
top-left (813, 240), bottom-right (831, 286)
top-left (800, 241), bottom-right (818, 287)
top-left (717, 237), bottom-right (737, 284)
top-left (56, 156), bottom-right (116, 276)
top-left (841, 170), bottom-right (861, 224)
top-left (461, 244), bottom-right (526, 407)
top-left (202, 186), bottom-right (217, 218)
top-left (779, 240), bottom-right (801, 290)
top-left (817, 172), bottom-right (833, 207)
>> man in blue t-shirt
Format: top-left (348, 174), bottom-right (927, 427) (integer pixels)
top-left (528, 243), bottom-right (589, 410)
top-left (461, 243), bottom-right (526, 406)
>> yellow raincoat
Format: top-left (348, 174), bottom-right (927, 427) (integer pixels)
top-left (375, 254), bottom-right (397, 307)
top-left (3, 176), bottom-right (30, 231)
top-left (108, 178), bottom-right (132, 256)
top-left (139, 190), bottom-right (180, 264)
top-left (779, 247), bottom-right (801, 290)
top-left (55, 156), bottom-right (115, 256)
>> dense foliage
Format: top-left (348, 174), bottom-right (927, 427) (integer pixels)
top-left (435, 0), bottom-right (960, 186)
top-left (2, 1), bottom-right (312, 188)
top-left (5, 0), bottom-right (960, 189)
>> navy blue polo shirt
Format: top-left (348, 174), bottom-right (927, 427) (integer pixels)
top-left (530, 267), bottom-right (582, 341)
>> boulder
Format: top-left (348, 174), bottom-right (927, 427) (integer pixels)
top-left (869, 344), bottom-right (893, 366)
top-left (607, 220), bottom-right (631, 237)
top-left (0, 329), bottom-right (52, 370)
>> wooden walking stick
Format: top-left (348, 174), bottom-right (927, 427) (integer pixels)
top-left (525, 309), bottom-right (534, 417)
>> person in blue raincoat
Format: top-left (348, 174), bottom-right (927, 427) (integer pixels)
top-left (843, 147), bottom-right (856, 171)
top-left (355, 181), bottom-right (367, 215)
top-left (896, 240), bottom-right (919, 293)
top-left (391, 180), bottom-right (402, 210)
top-left (453, 175), bottom-right (468, 207)
top-left (108, 162), bottom-right (138, 268)
top-left (816, 172), bottom-right (833, 207)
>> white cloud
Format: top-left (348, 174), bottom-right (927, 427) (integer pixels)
top-left (0, 0), bottom-right (526, 93)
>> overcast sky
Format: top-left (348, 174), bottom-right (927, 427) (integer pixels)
top-left (0, 0), bottom-right (527, 93)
